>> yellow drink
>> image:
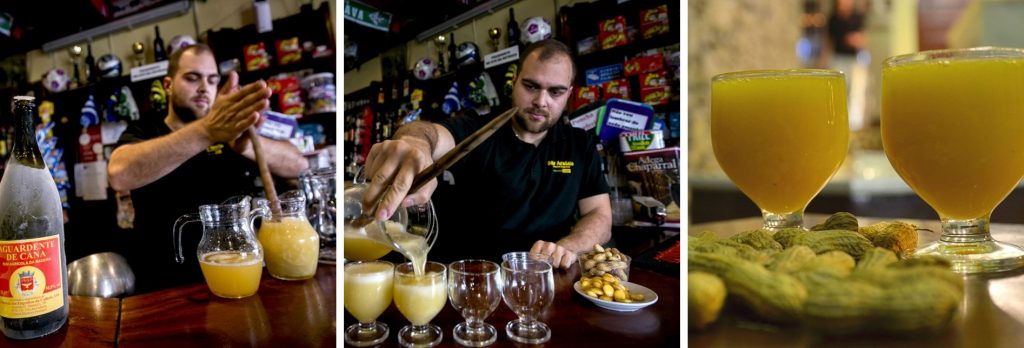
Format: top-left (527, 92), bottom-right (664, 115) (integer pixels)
top-left (343, 234), bottom-right (392, 261)
top-left (882, 58), bottom-right (1024, 219)
top-left (259, 217), bottom-right (319, 280)
top-left (394, 272), bottom-right (447, 325)
top-left (711, 70), bottom-right (849, 214)
top-left (344, 262), bottom-right (394, 323)
top-left (199, 251), bottom-right (263, 298)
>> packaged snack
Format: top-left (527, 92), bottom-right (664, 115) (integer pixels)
top-left (572, 85), bottom-right (601, 111)
top-left (244, 42), bottom-right (271, 72)
top-left (618, 130), bottom-right (665, 152)
top-left (279, 90), bottom-right (304, 115)
top-left (601, 78), bottom-right (631, 101)
top-left (598, 16), bottom-right (628, 50)
top-left (276, 37), bottom-right (302, 65)
top-left (584, 64), bottom-right (623, 86)
top-left (640, 5), bottom-right (670, 39)
top-left (640, 86), bottom-right (669, 106)
top-left (641, 70), bottom-right (668, 88)
top-left (624, 53), bottom-right (665, 76)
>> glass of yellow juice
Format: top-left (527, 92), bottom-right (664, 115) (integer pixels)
top-left (881, 47), bottom-right (1024, 273)
top-left (394, 261), bottom-right (447, 348)
top-left (344, 260), bottom-right (394, 347)
top-left (711, 69), bottom-right (849, 229)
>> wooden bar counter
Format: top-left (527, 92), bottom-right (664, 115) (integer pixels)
top-left (2, 296), bottom-right (120, 347)
top-left (118, 265), bottom-right (336, 347)
top-left (690, 214), bottom-right (1024, 347)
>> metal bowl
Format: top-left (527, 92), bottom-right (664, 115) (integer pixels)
top-left (68, 252), bottom-right (136, 298)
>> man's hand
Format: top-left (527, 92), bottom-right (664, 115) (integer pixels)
top-left (362, 136), bottom-right (437, 221)
top-left (531, 240), bottom-right (577, 269)
top-left (198, 72), bottom-right (271, 144)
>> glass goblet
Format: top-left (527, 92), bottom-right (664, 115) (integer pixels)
top-left (881, 47), bottom-right (1024, 273)
top-left (394, 261), bottom-right (448, 347)
top-left (343, 260), bottom-right (394, 347)
top-left (711, 69), bottom-right (849, 230)
top-left (448, 260), bottom-right (502, 347)
top-left (500, 258), bottom-right (555, 344)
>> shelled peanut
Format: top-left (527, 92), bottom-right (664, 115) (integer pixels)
top-left (579, 244), bottom-right (629, 281)
top-left (579, 273), bottom-right (647, 303)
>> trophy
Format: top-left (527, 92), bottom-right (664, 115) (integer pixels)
top-left (433, 34), bottom-right (447, 74)
top-left (488, 27), bottom-right (502, 51)
top-left (132, 42), bottom-right (146, 67)
top-left (68, 45), bottom-right (83, 88)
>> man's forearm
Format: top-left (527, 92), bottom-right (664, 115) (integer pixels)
top-left (558, 207), bottom-right (612, 253)
top-left (108, 123), bottom-right (213, 191)
top-left (239, 137), bottom-right (309, 178)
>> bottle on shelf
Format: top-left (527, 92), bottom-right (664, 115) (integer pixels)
top-left (447, 33), bottom-right (457, 70)
top-left (508, 8), bottom-right (521, 50)
top-left (153, 25), bottom-right (167, 62)
top-left (84, 43), bottom-right (96, 83)
top-left (0, 96), bottom-right (70, 340)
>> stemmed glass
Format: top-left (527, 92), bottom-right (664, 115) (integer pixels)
top-left (343, 260), bottom-right (394, 347)
top-left (711, 69), bottom-right (849, 230)
top-left (448, 260), bottom-right (502, 347)
top-left (501, 257), bottom-right (555, 344)
top-left (881, 47), bottom-right (1024, 273)
top-left (394, 261), bottom-right (448, 347)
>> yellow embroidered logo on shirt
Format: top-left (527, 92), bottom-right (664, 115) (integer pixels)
top-left (207, 144), bottom-right (224, 155)
top-left (547, 160), bottom-right (574, 174)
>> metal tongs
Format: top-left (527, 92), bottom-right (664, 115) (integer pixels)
top-left (349, 107), bottom-right (520, 229)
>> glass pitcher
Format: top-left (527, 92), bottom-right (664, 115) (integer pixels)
top-left (300, 166), bottom-right (337, 264)
top-left (342, 167), bottom-right (438, 263)
top-left (257, 190), bottom-right (320, 280)
top-left (173, 196), bottom-right (268, 299)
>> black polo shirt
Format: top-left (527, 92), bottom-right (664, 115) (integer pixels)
top-left (115, 116), bottom-right (264, 294)
top-left (429, 110), bottom-right (609, 263)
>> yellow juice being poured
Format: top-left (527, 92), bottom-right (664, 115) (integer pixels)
top-left (711, 69), bottom-right (848, 228)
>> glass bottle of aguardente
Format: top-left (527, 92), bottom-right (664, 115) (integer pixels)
top-left (258, 190), bottom-right (319, 280)
top-left (0, 96), bottom-right (69, 340)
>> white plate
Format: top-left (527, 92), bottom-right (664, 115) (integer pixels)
top-left (574, 280), bottom-right (659, 312)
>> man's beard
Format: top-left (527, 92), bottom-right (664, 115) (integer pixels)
top-left (514, 108), bottom-right (559, 134)
top-left (170, 94), bottom-right (205, 122)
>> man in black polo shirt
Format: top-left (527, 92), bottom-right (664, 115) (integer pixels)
top-left (362, 40), bottom-right (611, 268)
top-left (107, 44), bottom-right (308, 293)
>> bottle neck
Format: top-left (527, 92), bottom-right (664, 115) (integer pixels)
top-left (12, 99), bottom-right (45, 169)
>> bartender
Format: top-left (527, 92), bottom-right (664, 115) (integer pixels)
top-left (361, 39), bottom-right (612, 269)
top-left (107, 44), bottom-right (308, 293)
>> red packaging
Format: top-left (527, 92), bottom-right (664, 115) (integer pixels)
top-left (598, 16), bottom-right (628, 50)
top-left (267, 75), bottom-right (300, 94)
top-left (571, 85), bottom-right (600, 111)
top-left (641, 70), bottom-right (668, 89)
top-left (78, 126), bottom-right (103, 162)
top-left (624, 53), bottom-right (665, 77)
top-left (279, 90), bottom-right (304, 115)
top-left (244, 43), bottom-right (271, 72)
top-left (640, 86), bottom-right (669, 106)
top-left (602, 79), bottom-right (631, 101)
top-left (276, 37), bottom-right (302, 65)
top-left (640, 5), bottom-right (670, 39)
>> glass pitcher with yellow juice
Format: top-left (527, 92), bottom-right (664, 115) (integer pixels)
top-left (342, 169), bottom-right (438, 269)
top-left (711, 69), bottom-right (849, 229)
top-left (258, 190), bottom-right (319, 280)
top-left (174, 196), bottom-right (268, 298)
top-left (881, 47), bottom-right (1024, 273)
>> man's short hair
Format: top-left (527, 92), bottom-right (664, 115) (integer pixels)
top-left (166, 43), bottom-right (214, 78)
top-left (517, 39), bottom-right (577, 82)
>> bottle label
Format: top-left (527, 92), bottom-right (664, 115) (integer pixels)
top-left (0, 235), bottom-right (64, 319)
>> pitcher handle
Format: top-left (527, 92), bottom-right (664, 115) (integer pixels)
top-left (173, 213), bottom-right (201, 264)
top-left (248, 202), bottom-right (270, 236)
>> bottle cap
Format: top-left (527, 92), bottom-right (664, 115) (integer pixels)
top-left (14, 95), bottom-right (35, 102)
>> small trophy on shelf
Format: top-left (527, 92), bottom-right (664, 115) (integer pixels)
top-left (68, 45), bottom-right (83, 88)
top-left (132, 42), bottom-right (146, 67)
top-left (433, 34), bottom-right (447, 74)
top-left (488, 27), bottom-right (502, 51)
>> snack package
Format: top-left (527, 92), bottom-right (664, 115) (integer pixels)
top-left (601, 78), bottom-right (631, 101)
top-left (276, 37), bottom-right (302, 65)
top-left (584, 64), bottom-right (624, 86)
top-left (268, 75), bottom-right (300, 94)
top-left (640, 5), bottom-right (670, 39)
top-left (641, 70), bottom-right (668, 89)
top-left (279, 89), bottom-right (304, 115)
top-left (624, 53), bottom-right (665, 77)
top-left (598, 16), bottom-right (628, 50)
top-left (244, 42), bottom-right (271, 71)
top-left (640, 86), bottom-right (669, 106)
top-left (572, 85), bottom-right (601, 112)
